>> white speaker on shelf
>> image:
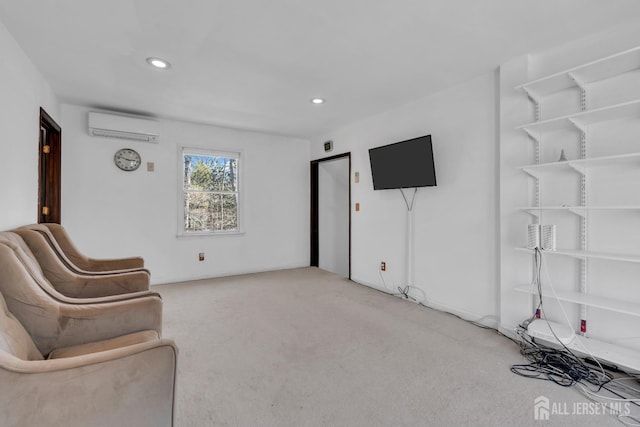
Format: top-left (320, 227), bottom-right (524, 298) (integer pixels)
top-left (527, 224), bottom-right (556, 250)
top-left (527, 224), bottom-right (540, 249)
top-left (541, 224), bottom-right (556, 251)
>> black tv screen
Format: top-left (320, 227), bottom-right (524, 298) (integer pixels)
top-left (368, 135), bottom-right (436, 190)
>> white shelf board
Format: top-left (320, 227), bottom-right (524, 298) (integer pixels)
top-left (529, 323), bottom-right (640, 373)
top-left (520, 206), bottom-right (640, 218)
top-left (569, 206), bottom-right (640, 210)
top-left (514, 285), bottom-right (640, 317)
top-left (517, 152), bottom-right (640, 177)
top-left (518, 99), bottom-right (640, 134)
top-left (520, 206), bottom-right (640, 211)
top-left (570, 336), bottom-right (640, 373)
top-left (515, 47), bottom-right (640, 97)
top-left (516, 247), bottom-right (640, 263)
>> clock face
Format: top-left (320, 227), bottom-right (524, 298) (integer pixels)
top-left (114, 148), bottom-right (141, 171)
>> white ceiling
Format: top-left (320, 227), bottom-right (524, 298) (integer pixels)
top-left (1, 1), bottom-right (640, 139)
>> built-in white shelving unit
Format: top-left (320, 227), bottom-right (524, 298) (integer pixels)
top-left (514, 46), bottom-right (640, 370)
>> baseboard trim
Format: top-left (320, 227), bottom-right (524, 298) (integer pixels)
top-left (497, 325), bottom-right (519, 341)
top-left (350, 275), bottom-right (500, 329)
top-left (151, 263), bottom-right (310, 286)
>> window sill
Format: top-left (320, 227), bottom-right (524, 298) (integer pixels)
top-left (177, 230), bottom-right (245, 239)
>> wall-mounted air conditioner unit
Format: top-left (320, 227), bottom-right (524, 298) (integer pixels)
top-left (88, 112), bottom-right (160, 143)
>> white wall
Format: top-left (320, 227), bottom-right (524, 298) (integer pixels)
top-left (311, 73), bottom-right (499, 326)
top-left (499, 23), bottom-right (640, 349)
top-left (0, 19), bottom-right (59, 230)
top-left (60, 104), bottom-right (310, 284)
top-left (318, 157), bottom-right (349, 278)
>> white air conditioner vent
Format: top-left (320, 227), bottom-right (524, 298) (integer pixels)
top-left (88, 112), bottom-right (159, 143)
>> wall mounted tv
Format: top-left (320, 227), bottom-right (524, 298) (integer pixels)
top-left (368, 135), bottom-right (436, 190)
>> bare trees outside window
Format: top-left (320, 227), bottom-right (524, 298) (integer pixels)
top-left (181, 148), bottom-right (240, 234)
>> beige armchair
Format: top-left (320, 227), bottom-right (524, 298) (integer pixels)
top-left (0, 233), bottom-right (162, 356)
top-left (18, 223), bottom-right (148, 275)
top-left (42, 222), bottom-right (145, 271)
top-left (0, 290), bottom-right (177, 427)
top-left (13, 227), bottom-right (149, 297)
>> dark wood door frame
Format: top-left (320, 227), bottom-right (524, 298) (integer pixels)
top-left (310, 152), bottom-right (351, 279)
top-left (38, 107), bottom-right (62, 224)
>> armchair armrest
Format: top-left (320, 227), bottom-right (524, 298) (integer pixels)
top-left (0, 339), bottom-right (177, 427)
top-left (85, 256), bottom-right (145, 272)
top-left (43, 223), bottom-right (145, 271)
top-left (12, 228), bottom-right (150, 296)
top-left (37, 294), bottom-right (163, 354)
top-left (47, 269), bottom-right (150, 298)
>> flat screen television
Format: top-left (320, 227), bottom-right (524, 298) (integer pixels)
top-left (368, 135), bottom-right (436, 190)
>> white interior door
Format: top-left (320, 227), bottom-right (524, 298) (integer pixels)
top-left (318, 157), bottom-right (349, 278)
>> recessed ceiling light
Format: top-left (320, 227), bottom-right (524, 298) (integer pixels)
top-left (310, 98), bottom-right (325, 105)
top-left (146, 57), bottom-right (170, 69)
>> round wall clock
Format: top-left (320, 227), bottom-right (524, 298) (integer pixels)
top-left (114, 148), bottom-right (141, 171)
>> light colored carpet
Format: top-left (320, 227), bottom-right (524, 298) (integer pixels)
top-left (156, 267), bottom-right (622, 427)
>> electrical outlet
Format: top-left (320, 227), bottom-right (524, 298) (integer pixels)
top-left (199, 252), bottom-right (205, 261)
top-left (380, 261), bottom-right (386, 271)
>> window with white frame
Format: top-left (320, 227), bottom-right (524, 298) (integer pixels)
top-left (180, 147), bottom-right (240, 235)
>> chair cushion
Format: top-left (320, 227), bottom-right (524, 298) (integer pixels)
top-left (0, 291), bottom-right (43, 361)
top-left (48, 330), bottom-right (159, 359)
